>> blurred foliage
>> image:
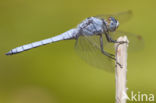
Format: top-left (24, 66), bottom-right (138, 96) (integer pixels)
top-left (0, 0), bottom-right (156, 103)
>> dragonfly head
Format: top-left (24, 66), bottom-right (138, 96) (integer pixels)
top-left (106, 17), bottom-right (119, 32)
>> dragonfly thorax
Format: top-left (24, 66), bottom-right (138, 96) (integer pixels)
top-left (78, 17), bottom-right (104, 36)
top-left (77, 17), bottom-right (119, 36)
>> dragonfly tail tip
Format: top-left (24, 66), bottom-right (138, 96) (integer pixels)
top-left (5, 51), bottom-right (12, 55)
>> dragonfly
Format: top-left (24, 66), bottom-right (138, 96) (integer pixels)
top-left (6, 10), bottom-right (143, 72)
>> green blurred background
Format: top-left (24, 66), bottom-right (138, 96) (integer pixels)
top-left (0, 0), bottom-right (156, 103)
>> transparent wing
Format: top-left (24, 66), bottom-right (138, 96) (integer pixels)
top-left (109, 31), bottom-right (144, 52)
top-left (97, 31), bottom-right (144, 53)
top-left (95, 10), bottom-right (132, 24)
top-left (75, 35), bottom-right (115, 72)
top-left (75, 31), bottom-right (144, 72)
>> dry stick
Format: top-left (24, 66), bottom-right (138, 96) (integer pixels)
top-left (115, 36), bottom-right (129, 103)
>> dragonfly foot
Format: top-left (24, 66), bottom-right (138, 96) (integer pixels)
top-left (118, 41), bottom-right (128, 44)
top-left (116, 61), bottom-right (123, 68)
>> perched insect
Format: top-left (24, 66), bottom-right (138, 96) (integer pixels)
top-left (6, 11), bottom-right (143, 71)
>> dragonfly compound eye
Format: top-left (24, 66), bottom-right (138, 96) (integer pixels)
top-left (107, 17), bottom-right (118, 32)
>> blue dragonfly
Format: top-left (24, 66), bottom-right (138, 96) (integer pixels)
top-left (6, 10), bottom-right (143, 71)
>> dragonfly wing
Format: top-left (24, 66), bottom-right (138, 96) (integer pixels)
top-left (109, 31), bottom-right (144, 52)
top-left (74, 30), bottom-right (143, 72)
top-left (75, 35), bottom-right (115, 72)
top-left (95, 10), bottom-right (132, 24)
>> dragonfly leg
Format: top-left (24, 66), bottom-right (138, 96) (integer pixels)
top-left (99, 34), bottom-right (115, 57)
top-left (100, 34), bottom-right (122, 68)
top-left (102, 50), bottom-right (115, 57)
top-left (104, 32), bottom-right (127, 44)
top-left (101, 47), bottom-right (122, 68)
